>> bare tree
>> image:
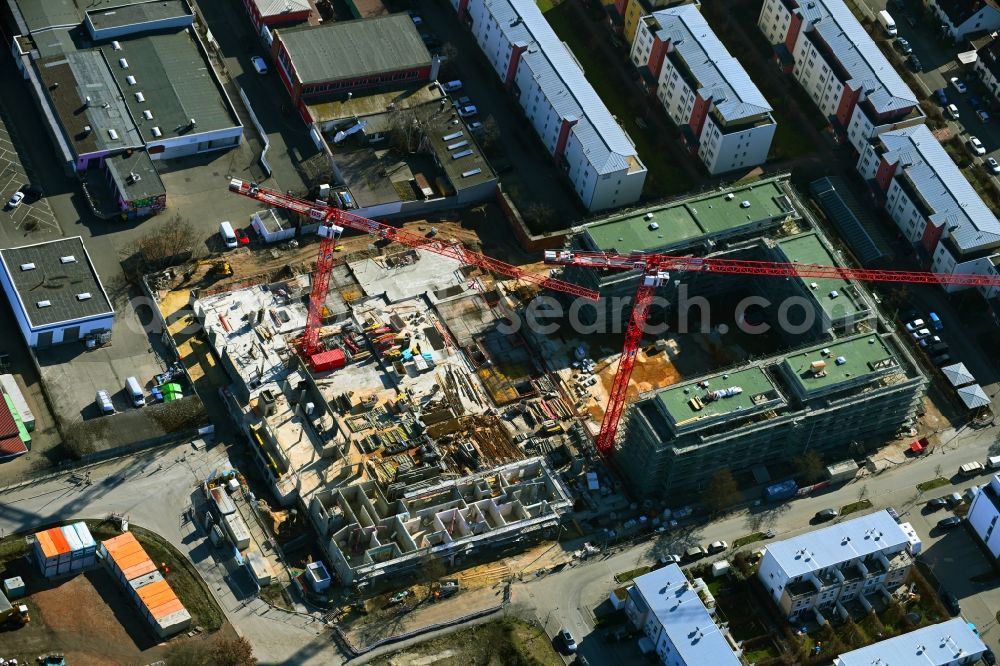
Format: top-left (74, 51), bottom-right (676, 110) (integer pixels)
top-left (702, 470), bottom-right (740, 514)
top-left (795, 450), bottom-right (826, 484)
top-left (522, 202), bottom-right (556, 229)
top-left (120, 214), bottom-right (197, 281)
top-left (477, 115), bottom-right (501, 150)
top-left (387, 106), bottom-right (421, 153)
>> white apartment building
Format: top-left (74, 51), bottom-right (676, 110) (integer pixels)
top-left (857, 124), bottom-right (1000, 295)
top-left (757, 0), bottom-right (923, 154)
top-left (757, 510), bottom-right (917, 622)
top-left (833, 618), bottom-right (987, 666)
top-left (976, 37), bottom-right (1000, 104)
top-left (629, 5), bottom-right (775, 175)
top-left (451, 0), bottom-right (647, 211)
top-left (625, 564), bottom-right (744, 665)
top-left (927, 0), bottom-right (1000, 41)
top-left (967, 475), bottom-right (1000, 560)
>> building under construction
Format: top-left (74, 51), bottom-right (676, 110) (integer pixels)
top-left (185, 245), bottom-right (578, 585)
top-left (550, 174), bottom-right (928, 499)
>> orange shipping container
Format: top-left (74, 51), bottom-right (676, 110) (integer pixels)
top-left (121, 559), bottom-right (157, 581)
top-left (46, 527), bottom-right (70, 556)
top-left (35, 530), bottom-right (58, 560)
top-left (136, 580), bottom-right (177, 609)
top-left (147, 598), bottom-right (185, 620)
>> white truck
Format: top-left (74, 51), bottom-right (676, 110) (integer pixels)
top-left (878, 10), bottom-right (897, 36)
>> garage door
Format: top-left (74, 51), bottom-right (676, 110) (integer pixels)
top-left (36, 331), bottom-right (53, 348)
top-left (64, 326), bottom-right (80, 342)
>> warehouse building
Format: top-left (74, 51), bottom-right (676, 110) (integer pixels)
top-left (757, 0), bottom-right (923, 154)
top-left (450, 0), bottom-right (647, 211)
top-left (272, 15), bottom-right (434, 106)
top-left (630, 4), bottom-right (776, 175)
top-left (0, 237), bottom-right (114, 348)
top-left (8, 0), bottom-right (242, 202)
top-left (857, 124), bottom-right (1000, 295)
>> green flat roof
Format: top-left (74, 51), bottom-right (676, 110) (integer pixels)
top-left (783, 335), bottom-right (898, 394)
top-left (656, 366), bottom-right (780, 429)
top-left (584, 179), bottom-right (789, 254)
top-left (777, 232), bottom-right (862, 322)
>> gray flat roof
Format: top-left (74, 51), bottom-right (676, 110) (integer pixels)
top-left (101, 29), bottom-right (240, 140)
top-left (86, 0), bottom-right (192, 30)
top-left (12, 0), bottom-right (79, 32)
top-left (36, 52), bottom-right (143, 157)
top-left (834, 618), bottom-right (985, 666)
top-left (278, 14), bottom-right (431, 85)
top-left (425, 115), bottom-right (495, 192)
top-left (0, 237), bottom-right (113, 328)
top-left (105, 150), bottom-right (165, 202)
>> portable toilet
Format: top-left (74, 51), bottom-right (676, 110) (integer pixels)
top-left (3, 576), bottom-right (25, 599)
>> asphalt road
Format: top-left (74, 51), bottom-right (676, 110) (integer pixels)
top-left (526, 420), bottom-right (1000, 665)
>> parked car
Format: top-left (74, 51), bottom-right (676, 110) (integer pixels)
top-left (941, 590), bottom-right (961, 616)
top-left (945, 104), bottom-right (960, 120)
top-left (683, 545), bottom-right (707, 562)
top-left (815, 508), bottom-right (839, 522)
top-left (250, 56), bottom-right (267, 74)
top-left (911, 328), bottom-right (932, 340)
top-left (947, 491), bottom-right (964, 506)
top-left (968, 136), bottom-right (986, 156)
top-left (988, 157), bottom-right (1000, 175)
top-left (904, 319), bottom-right (925, 332)
top-left (908, 55), bottom-right (922, 71)
top-left (894, 37), bottom-right (912, 54)
top-left (707, 541), bottom-right (728, 554)
top-left (934, 88), bottom-right (948, 105)
top-left (926, 496), bottom-right (949, 510)
top-left (979, 110), bottom-right (991, 123)
top-left (457, 105), bottom-right (478, 118)
top-left (970, 95), bottom-right (984, 110)
top-left (983, 648), bottom-right (996, 665)
top-left (468, 120), bottom-right (483, 132)
top-left (656, 554), bottom-right (682, 567)
top-left (918, 335), bottom-right (943, 348)
top-left (559, 628), bottom-right (577, 653)
top-left (5, 191), bottom-right (24, 210)
top-left (410, 14), bottom-right (423, 25)
top-left (442, 80), bottom-right (463, 92)
top-left (926, 342), bottom-right (949, 355)
top-left (951, 77), bottom-right (968, 94)
top-left (937, 516), bottom-right (962, 529)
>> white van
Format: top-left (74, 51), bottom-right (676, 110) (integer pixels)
top-left (219, 221), bottom-right (238, 249)
top-left (95, 390), bottom-right (114, 416)
top-left (125, 376), bottom-right (144, 408)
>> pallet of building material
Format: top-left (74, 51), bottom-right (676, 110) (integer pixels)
top-left (346, 416), bottom-right (370, 432)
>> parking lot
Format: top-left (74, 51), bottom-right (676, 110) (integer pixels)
top-left (0, 108), bottom-right (60, 240)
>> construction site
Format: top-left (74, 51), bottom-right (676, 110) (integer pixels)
top-left (149, 184), bottom-right (585, 587)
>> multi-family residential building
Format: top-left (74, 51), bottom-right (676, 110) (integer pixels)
top-left (757, 510), bottom-right (918, 622)
top-left (975, 36), bottom-right (1000, 104)
top-left (452, 0), bottom-right (647, 211)
top-left (757, 0), bottom-right (923, 154)
top-left (833, 618), bottom-right (986, 665)
top-left (926, 0), bottom-right (1000, 41)
top-left (616, 0), bottom-right (699, 47)
top-left (967, 474), bottom-right (1000, 560)
top-left (629, 4), bottom-right (776, 175)
top-left (857, 124), bottom-right (1000, 295)
top-left (625, 564), bottom-right (745, 665)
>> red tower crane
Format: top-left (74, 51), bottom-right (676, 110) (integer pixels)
top-left (543, 249), bottom-right (1000, 456)
top-left (227, 179), bottom-right (599, 368)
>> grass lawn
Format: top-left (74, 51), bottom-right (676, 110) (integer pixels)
top-left (371, 617), bottom-right (563, 666)
top-left (544, 2), bottom-right (694, 199)
top-left (734, 532), bottom-right (768, 548)
top-left (534, 0), bottom-right (563, 12)
top-left (917, 477), bottom-right (950, 492)
top-left (614, 565), bottom-right (651, 584)
top-left (840, 499), bottom-right (874, 516)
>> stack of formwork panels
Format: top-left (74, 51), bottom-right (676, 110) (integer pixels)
top-left (222, 513), bottom-right (251, 550)
top-left (99, 532), bottom-right (191, 639)
top-left (0, 374), bottom-right (34, 431)
top-left (33, 522), bottom-right (95, 578)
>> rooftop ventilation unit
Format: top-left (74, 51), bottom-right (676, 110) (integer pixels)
top-left (126, 75), bottom-right (136, 85)
top-left (119, 58), bottom-right (129, 69)
top-left (461, 168), bottom-right (482, 178)
top-left (135, 92), bottom-right (145, 103)
top-left (151, 126), bottom-right (162, 137)
top-left (126, 172), bottom-right (142, 184)
top-left (189, 118), bottom-right (197, 128)
top-left (83, 125), bottom-right (92, 134)
top-left (19, 263), bottom-right (35, 271)
top-left (648, 222), bottom-right (659, 230)
top-left (36, 300), bottom-right (51, 308)
top-left (60, 255), bottom-right (77, 264)
top-left (740, 200), bottom-right (751, 208)
top-left (108, 128), bottom-right (119, 140)
top-left (112, 40), bottom-right (121, 50)
top-left (143, 110), bottom-right (153, 120)
top-left (84, 95), bottom-right (92, 107)
top-left (77, 292), bottom-right (92, 301)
